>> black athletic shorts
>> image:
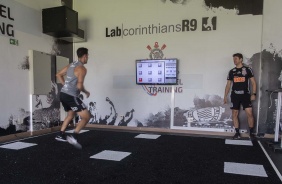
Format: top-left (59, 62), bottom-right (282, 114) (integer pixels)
top-left (60, 92), bottom-right (86, 112)
top-left (230, 92), bottom-right (252, 110)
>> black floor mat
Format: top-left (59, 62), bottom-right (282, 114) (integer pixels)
top-left (0, 130), bottom-right (281, 184)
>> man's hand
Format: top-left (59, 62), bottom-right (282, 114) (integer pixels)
top-left (224, 96), bottom-right (227, 104)
top-left (251, 95), bottom-right (256, 101)
top-left (224, 80), bottom-right (231, 105)
top-left (85, 91), bottom-right (90, 98)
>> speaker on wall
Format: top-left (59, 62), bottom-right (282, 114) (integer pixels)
top-left (42, 6), bottom-right (78, 37)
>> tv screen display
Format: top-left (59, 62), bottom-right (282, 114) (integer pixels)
top-left (136, 59), bottom-right (178, 85)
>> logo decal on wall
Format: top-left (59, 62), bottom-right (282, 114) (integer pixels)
top-left (202, 17), bottom-right (217, 31)
top-left (105, 17), bottom-right (217, 38)
top-left (142, 42), bottom-right (183, 96)
top-left (0, 3), bottom-right (15, 37)
top-left (147, 42), bottom-right (166, 59)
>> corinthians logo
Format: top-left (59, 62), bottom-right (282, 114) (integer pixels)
top-left (147, 42), bottom-right (166, 59)
top-left (142, 42), bottom-right (183, 96)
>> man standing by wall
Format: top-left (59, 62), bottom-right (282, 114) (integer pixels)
top-left (224, 53), bottom-right (257, 140)
top-left (55, 47), bottom-right (91, 149)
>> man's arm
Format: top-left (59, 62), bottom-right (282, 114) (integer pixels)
top-left (56, 64), bottom-right (70, 85)
top-left (75, 66), bottom-right (90, 98)
top-left (224, 80), bottom-right (232, 104)
top-left (250, 77), bottom-right (256, 100)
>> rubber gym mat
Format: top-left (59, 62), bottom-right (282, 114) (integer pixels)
top-left (0, 130), bottom-right (281, 184)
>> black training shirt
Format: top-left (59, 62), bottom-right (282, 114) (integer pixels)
top-left (227, 66), bottom-right (254, 93)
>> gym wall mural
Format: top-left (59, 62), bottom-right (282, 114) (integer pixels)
top-left (1, 0), bottom-right (282, 136)
top-left (0, 0), bottom-right (67, 136)
top-left (204, 0), bottom-right (263, 15)
top-left (258, 0), bottom-right (282, 135)
top-left (161, 0), bottom-right (264, 16)
top-left (0, 41), bottom-right (69, 135)
top-left (73, 0), bottom-right (267, 133)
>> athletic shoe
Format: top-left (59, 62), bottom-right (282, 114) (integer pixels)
top-left (55, 133), bottom-right (67, 142)
top-left (232, 132), bottom-right (241, 139)
top-left (66, 135), bottom-right (82, 149)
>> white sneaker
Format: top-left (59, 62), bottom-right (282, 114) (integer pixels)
top-left (66, 135), bottom-right (82, 149)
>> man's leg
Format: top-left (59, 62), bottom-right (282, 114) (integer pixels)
top-left (230, 93), bottom-right (241, 138)
top-left (66, 109), bottom-right (90, 149)
top-left (245, 107), bottom-right (254, 128)
top-left (61, 110), bottom-right (76, 132)
top-left (245, 107), bottom-right (255, 139)
top-left (55, 110), bottom-right (75, 142)
top-left (74, 109), bottom-right (91, 133)
top-left (232, 109), bottom-right (241, 139)
top-left (243, 91), bottom-right (255, 139)
top-left (232, 109), bottom-right (239, 128)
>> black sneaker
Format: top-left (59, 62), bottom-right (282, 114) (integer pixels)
top-left (55, 133), bottom-right (67, 142)
top-left (232, 132), bottom-right (241, 139)
top-left (249, 133), bottom-right (256, 140)
top-left (66, 135), bottom-right (82, 149)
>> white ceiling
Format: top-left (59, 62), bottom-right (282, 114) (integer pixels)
top-left (14, 0), bottom-right (62, 10)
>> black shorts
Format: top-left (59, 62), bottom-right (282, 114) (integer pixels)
top-left (60, 92), bottom-right (86, 112)
top-left (230, 92), bottom-right (252, 110)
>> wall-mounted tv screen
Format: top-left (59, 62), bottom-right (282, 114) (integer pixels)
top-left (136, 58), bottom-right (178, 85)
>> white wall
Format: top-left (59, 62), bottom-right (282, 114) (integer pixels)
top-left (73, 0), bottom-right (265, 131)
top-left (0, 0), bottom-right (60, 131)
top-left (1, 0), bottom-right (281, 135)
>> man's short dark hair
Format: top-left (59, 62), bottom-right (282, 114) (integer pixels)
top-left (233, 53), bottom-right (243, 60)
top-left (77, 47), bottom-right (88, 58)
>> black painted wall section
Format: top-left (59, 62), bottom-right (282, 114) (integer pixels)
top-left (50, 0), bottom-right (74, 82)
top-left (204, 0), bottom-right (263, 15)
top-left (57, 40), bottom-right (73, 64)
top-left (258, 50), bottom-right (282, 134)
top-left (249, 52), bottom-right (260, 131)
top-left (52, 39), bottom-right (73, 83)
top-left (58, 0), bottom-right (74, 65)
